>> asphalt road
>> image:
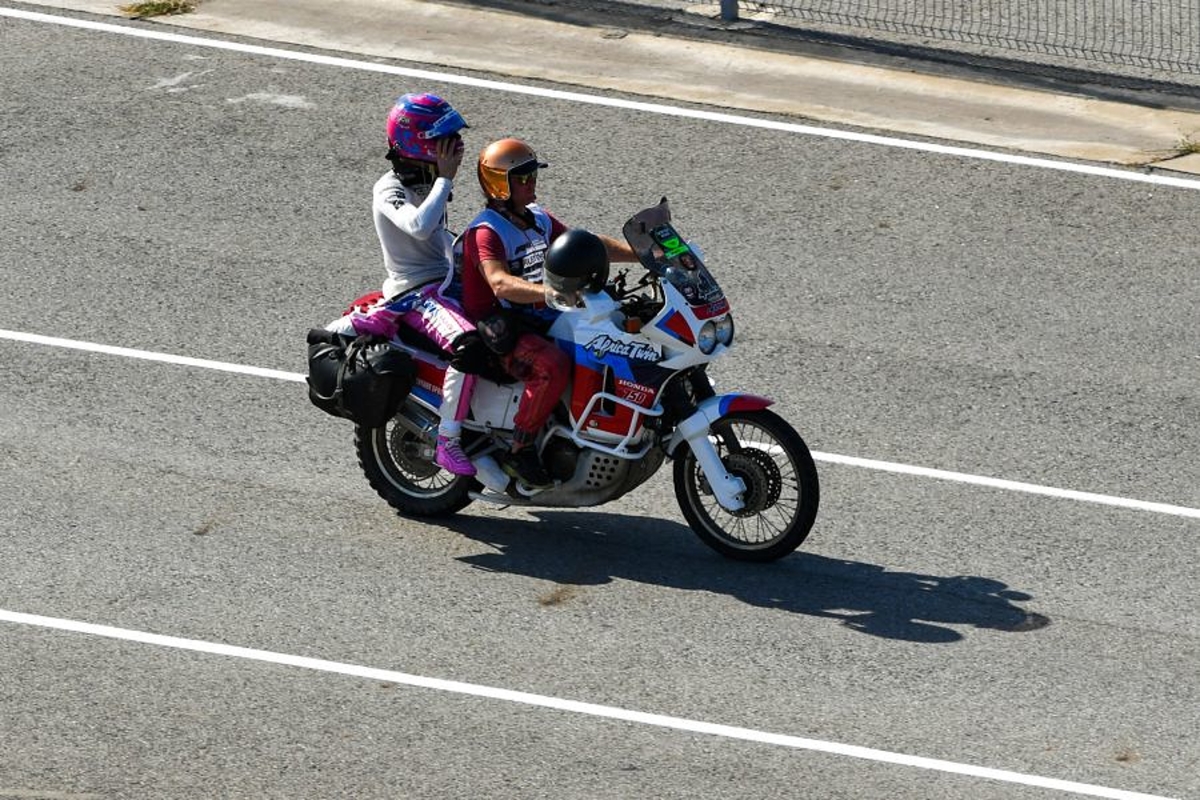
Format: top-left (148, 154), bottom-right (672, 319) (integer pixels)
top-left (1, 8), bottom-right (1198, 800)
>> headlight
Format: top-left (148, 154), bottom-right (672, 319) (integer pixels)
top-left (697, 321), bottom-right (718, 354)
top-left (715, 314), bottom-right (734, 345)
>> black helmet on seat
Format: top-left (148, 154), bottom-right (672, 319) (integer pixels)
top-left (544, 228), bottom-right (610, 309)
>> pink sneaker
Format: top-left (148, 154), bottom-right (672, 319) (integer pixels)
top-left (435, 435), bottom-right (476, 476)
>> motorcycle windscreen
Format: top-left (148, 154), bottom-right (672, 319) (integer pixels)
top-left (622, 198), bottom-right (725, 307)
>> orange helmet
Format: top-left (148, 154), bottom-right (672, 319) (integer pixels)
top-left (477, 138), bottom-right (547, 201)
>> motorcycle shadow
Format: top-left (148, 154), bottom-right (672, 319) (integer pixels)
top-left (446, 509), bottom-right (1049, 644)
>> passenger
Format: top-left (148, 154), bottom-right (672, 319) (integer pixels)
top-left (327, 93), bottom-right (477, 476)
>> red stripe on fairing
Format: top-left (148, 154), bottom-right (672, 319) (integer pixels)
top-left (659, 311), bottom-right (695, 344)
top-left (694, 298), bottom-right (730, 320)
top-left (719, 394), bottom-right (773, 414)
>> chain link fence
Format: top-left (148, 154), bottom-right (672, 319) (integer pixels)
top-left (696, 0), bottom-right (1200, 85)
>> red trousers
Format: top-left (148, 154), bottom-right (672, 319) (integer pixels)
top-left (501, 333), bottom-right (570, 442)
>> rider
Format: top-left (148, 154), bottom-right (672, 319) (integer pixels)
top-left (327, 92), bottom-right (478, 476)
top-left (458, 137), bottom-right (637, 486)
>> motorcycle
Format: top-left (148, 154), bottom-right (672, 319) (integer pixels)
top-left (352, 199), bottom-right (819, 562)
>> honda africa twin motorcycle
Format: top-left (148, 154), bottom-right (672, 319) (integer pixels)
top-left (353, 199), bottom-right (819, 562)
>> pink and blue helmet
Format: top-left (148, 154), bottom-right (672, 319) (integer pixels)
top-left (386, 93), bottom-right (468, 162)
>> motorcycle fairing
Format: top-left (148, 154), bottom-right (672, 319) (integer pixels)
top-left (566, 349), bottom-right (678, 442)
top-left (654, 309), bottom-right (696, 345)
top-left (693, 297), bottom-right (731, 320)
top-left (548, 291), bottom-right (668, 448)
top-left (638, 282), bottom-right (730, 369)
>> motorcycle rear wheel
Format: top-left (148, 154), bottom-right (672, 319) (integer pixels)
top-left (673, 409), bottom-right (819, 562)
top-left (355, 420), bottom-right (475, 517)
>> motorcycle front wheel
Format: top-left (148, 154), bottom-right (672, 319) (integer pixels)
top-left (673, 409), bottom-right (819, 562)
top-left (355, 420), bottom-right (476, 517)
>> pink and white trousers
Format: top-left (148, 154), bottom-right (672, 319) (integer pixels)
top-left (326, 283), bottom-right (475, 435)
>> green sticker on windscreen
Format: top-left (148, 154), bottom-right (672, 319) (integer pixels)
top-left (652, 226), bottom-right (691, 258)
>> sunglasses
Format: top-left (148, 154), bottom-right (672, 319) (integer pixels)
top-left (511, 170), bottom-right (538, 186)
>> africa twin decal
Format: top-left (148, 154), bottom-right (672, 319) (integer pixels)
top-left (586, 334), bottom-right (663, 364)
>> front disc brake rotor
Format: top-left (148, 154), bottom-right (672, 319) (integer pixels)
top-left (724, 449), bottom-right (782, 517)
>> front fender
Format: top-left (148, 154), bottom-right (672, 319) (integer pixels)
top-left (665, 393), bottom-right (774, 457)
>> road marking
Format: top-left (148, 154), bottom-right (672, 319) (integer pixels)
top-left (4, 6), bottom-right (1200, 191)
top-left (0, 609), bottom-right (1177, 800)
top-left (813, 452), bottom-right (1200, 519)
top-left (1, 14), bottom-right (1187, 797)
top-left (0, 329), bottom-right (306, 383)
top-left (1, 327), bottom-right (1197, 519)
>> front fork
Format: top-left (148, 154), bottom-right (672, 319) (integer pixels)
top-left (674, 414), bottom-right (745, 511)
top-left (666, 393), bottom-right (776, 512)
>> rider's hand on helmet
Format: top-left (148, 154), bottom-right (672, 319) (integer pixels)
top-left (436, 137), bottom-right (464, 180)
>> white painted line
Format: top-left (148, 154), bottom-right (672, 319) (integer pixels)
top-left (0, 608), bottom-right (1177, 800)
top-left (4, 6), bottom-right (1200, 191)
top-left (812, 451), bottom-right (1200, 520)
top-left (0, 328), bottom-right (307, 383)
top-left (2, 327), bottom-right (1197, 520)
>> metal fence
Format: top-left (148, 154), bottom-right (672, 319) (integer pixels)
top-left (704, 0), bottom-right (1200, 81)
